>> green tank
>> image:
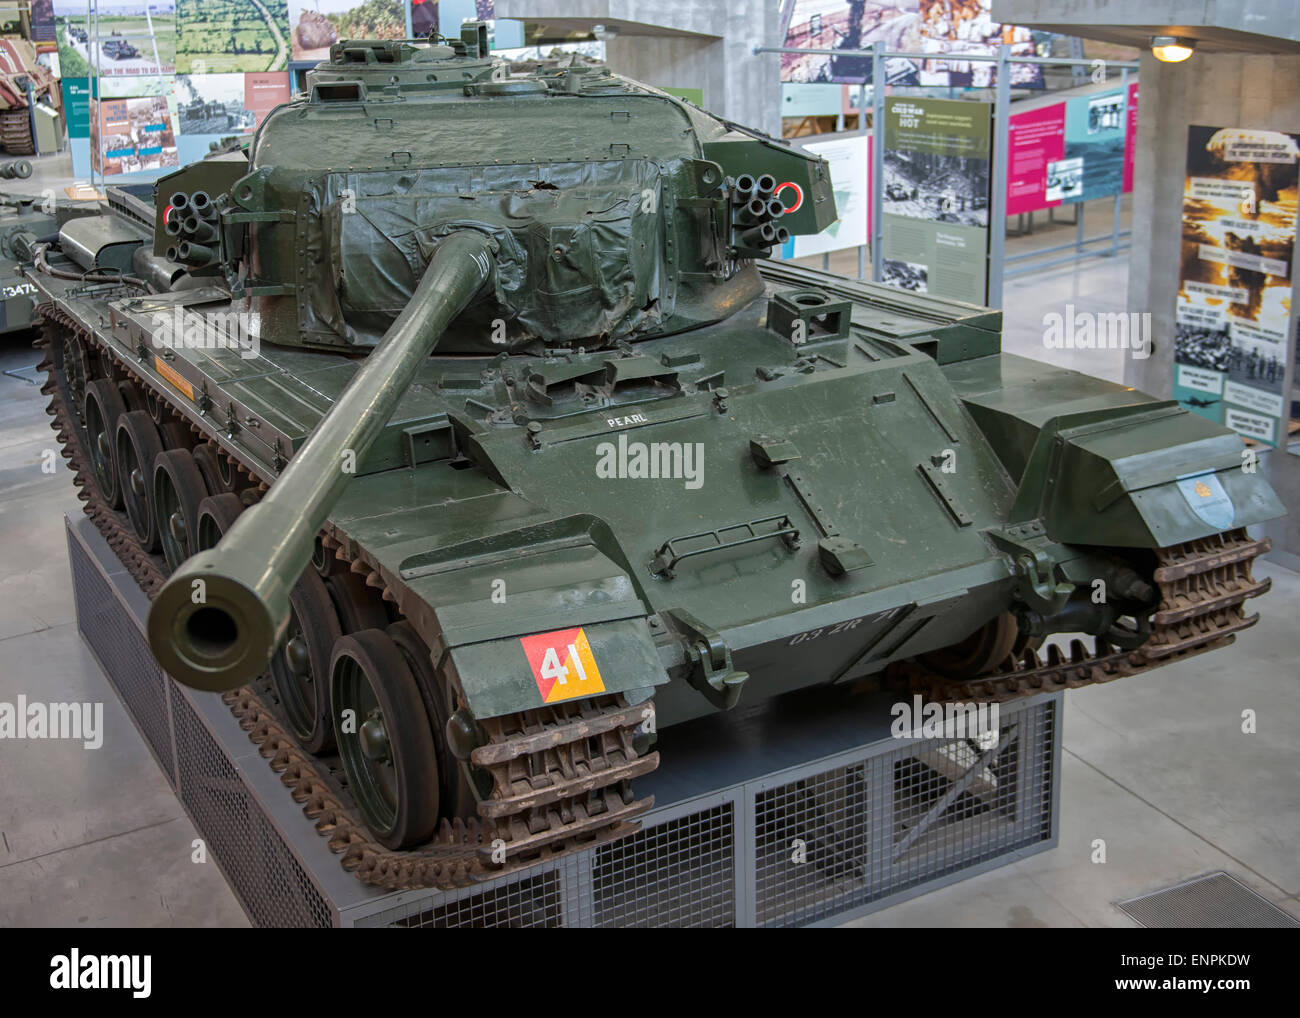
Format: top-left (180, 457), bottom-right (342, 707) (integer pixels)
top-left (31, 27), bottom-right (1284, 890)
top-left (0, 174), bottom-right (104, 336)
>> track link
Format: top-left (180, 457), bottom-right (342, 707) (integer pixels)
top-left (899, 530), bottom-right (1271, 703)
top-left (37, 307), bottom-right (659, 891)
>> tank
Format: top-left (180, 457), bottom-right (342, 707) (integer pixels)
top-left (29, 27), bottom-right (1284, 890)
top-left (0, 38), bottom-right (57, 155)
top-left (101, 37), bottom-right (139, 61)
top-left (0, 183), bottom-right (100, 335)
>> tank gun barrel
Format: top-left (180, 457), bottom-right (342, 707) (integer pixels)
top-left (147, 230), bottom-right (495, 691)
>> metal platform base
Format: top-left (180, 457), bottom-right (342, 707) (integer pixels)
top-left (66, 513), bottom-right (1061, 928)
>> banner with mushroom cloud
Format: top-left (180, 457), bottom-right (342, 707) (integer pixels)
top-left (1174, 125), bottom-right (1299, 448)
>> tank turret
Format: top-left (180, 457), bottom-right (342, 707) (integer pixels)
top-left (152, 27), bottom-right (835, 356)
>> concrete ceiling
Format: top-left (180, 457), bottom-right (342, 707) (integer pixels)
top-left (992, 1), bottom-right (1300, 53)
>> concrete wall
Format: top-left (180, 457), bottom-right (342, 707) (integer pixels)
top-left (496, 0), bottom-right (783, 134)
top-left (1123, 51), bottom-right (1300, 563)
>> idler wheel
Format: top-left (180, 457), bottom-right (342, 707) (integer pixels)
top-left (194, 491), bottom-right (244, 552)
top-left (153, 448), bottom-right (210, 573)
top-left (331, 629), bottom-right (439, 849)
top-left (325, 571), bottom-right (389, 633)
top-left (83, 379), bottom-right (127, 510)
top-left (917, 611), bottom-right (1020, 680)
top-left (271, 570), bottom-right (341, 754)
top-left (388, 620), bottom-right (479, 819)
top-left (115, 410), bottom-right (165, 552)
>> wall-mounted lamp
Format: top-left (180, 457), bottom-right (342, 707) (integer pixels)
top-left (1150, 36), bottom-right (1196, 63)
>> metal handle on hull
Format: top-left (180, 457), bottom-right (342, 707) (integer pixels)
top-left (148, 230), bottom-right (495, 691)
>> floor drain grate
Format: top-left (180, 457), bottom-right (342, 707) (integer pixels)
top-left (1117, 872), bottom-right (1300, 928)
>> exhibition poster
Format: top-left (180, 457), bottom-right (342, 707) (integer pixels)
top-left (289, 1), bottom-right (406, 64)
top-left (90, 94), bottom-right (178, 176)
top-left (55, 2), bottom-right (293, 77)
top-left (1174, 125), bottom-right (1299, 448)
top-left (791, 133), bottom-right (871, 259)
top-left (1005, 81), bottom-right (1137, 216)
top-left (781, 0), bottom-right (1044, 89)
top-left (880, 96), bottom-right (991, 304)
top-left (54, 0), bottom-right (177, 76)
top-left (30, 0), bottom-right (57, 44)
top-left (175, 0), bottom-right (290, 73)
top-left (1005, 100), bottom-right (1064, 216)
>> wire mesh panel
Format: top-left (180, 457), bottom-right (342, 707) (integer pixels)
top-left (356, 871), bottom-right (567, 928)
top-left (68, 530), bottom-right (175, 787)
top-left (350, 801), bottom-right (737, 927)
top-left (753, 700), bottom-right (1057, 927)
top-left (592, 802), bottom-right (736, 927)
top-left (755, 762), bottom-right (872, 926)
top-left (169, 684), bottom-right (334, 928)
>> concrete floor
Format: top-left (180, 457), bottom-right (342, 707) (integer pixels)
top-left (0, 154), bottom-right (1295, 928)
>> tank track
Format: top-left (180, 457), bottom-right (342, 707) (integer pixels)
top-left (36, 308), bottom-right (658, 891)
top-left (0, 109), bottom-right (35, 157)
top-left (896, 530), bottom-right (1272, 703)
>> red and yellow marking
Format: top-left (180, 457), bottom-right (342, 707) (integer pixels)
top-left (520, 626), bottom-right (605, 704)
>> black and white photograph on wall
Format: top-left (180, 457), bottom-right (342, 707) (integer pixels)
top-left (1174, 322), bottom-right (1231, 374)
top-left (1045, 156), bottom-right (1083, 201)
top-left (882, 151), bottom-right (990, 227)
top-left (176, 73), bottom-right (255, 135)
top-left (881, 257), bottom-right (928, 291)
top-left (1087, 94), bottom-right (1124, 134)
top-left (1226, 332), bottom-right (1286, 395)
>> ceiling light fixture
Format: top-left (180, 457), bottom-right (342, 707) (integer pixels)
top-left (1150, 36), bottom-right (1196, 63)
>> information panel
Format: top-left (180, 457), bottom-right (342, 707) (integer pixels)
top-left (880, 96), bottom-right (991, 304)
top-left (1006, 80), bottom-right (1137, 216)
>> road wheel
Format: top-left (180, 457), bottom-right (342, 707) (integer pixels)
top-left (194, 491), bottom-right (243, 552)
top-left (917, 611), bottom-right (1020, 679)
top-left (332, 629), bottom-right (439, 849)
top-left (83, 378), bottom-right (127, 509)
top-left (389, 620), bottom-right (478, 819)
top-left (115, 410), bottom-right (164, 552)
top-left (271, 570), bottom-right (341, 754)
top-left (325, 570), bottom-right (389, 633)
top-left (153, 448), bottom-right (209, 573)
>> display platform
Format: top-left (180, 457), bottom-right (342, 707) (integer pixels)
top-left (66, 513), bottom-right (1061, 928)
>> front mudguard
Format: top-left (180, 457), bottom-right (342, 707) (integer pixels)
top-left (1006, 401), bottom-right (1284, 548)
